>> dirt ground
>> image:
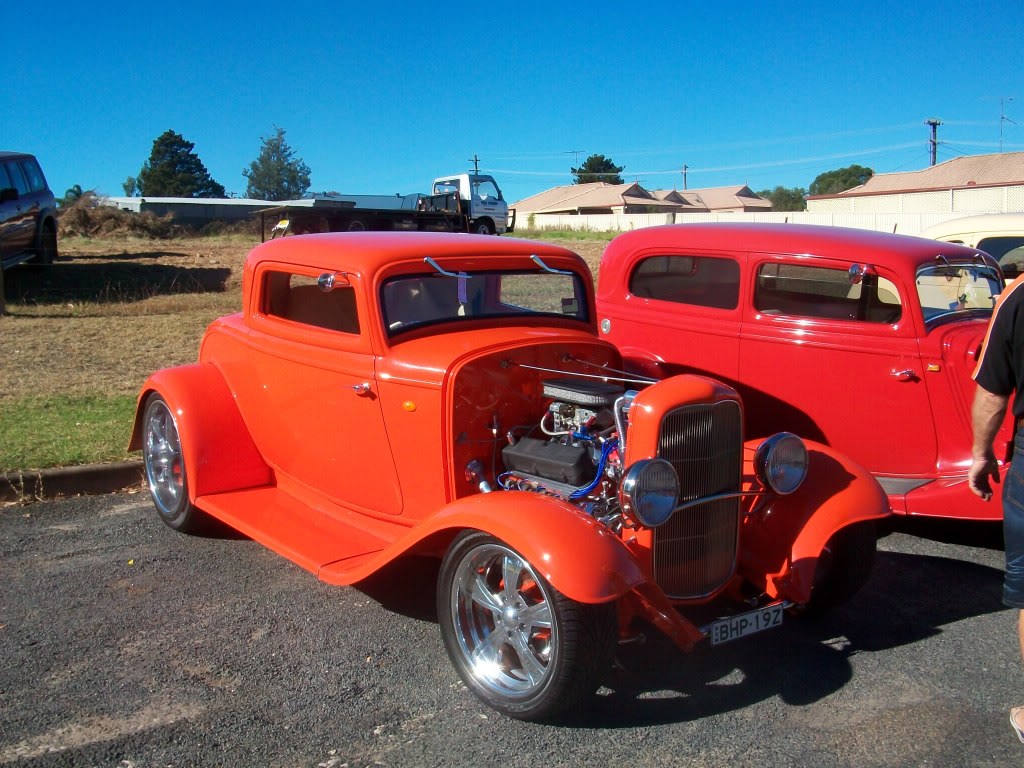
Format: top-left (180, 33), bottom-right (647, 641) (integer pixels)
top-left (1, 233), bottom-right (607, 402)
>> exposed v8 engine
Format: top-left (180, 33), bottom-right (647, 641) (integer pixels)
top-left (500, 378), bottom-right (627, 511)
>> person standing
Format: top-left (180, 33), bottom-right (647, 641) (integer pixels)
top-left (969, 275), bottom-right (1024, 742)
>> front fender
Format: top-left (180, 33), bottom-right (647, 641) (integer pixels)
top-left (130, 363), bottom-right (273, 499)
top-left (324, 491), bottom-right (647, 605)
top-left (739, 440), bottom-right (889, 604)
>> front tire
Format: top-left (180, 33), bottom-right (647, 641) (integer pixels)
top-left (472, 219), bottom-right (495, 235)
top-left (141, 393), bottom-right (203, 532)
top-left (438, 531), bottom-right (616, 721)
top-left (805, 521), bottom-right (877, 613)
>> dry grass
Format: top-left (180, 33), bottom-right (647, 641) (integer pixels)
top-left (2, 235), bottom-right (254, 403)
top-left (0, 228), bottom-right (610, 470)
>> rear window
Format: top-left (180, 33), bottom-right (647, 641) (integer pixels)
top-left (977, 236), bottom-right (1024, 279)
top-left (755, 263), bottom-right (903, 324)
top-left (629, 255), bottom-right (740, 310)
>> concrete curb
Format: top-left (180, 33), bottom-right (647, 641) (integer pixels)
top-left (1, 460), bottom-right (145, 503)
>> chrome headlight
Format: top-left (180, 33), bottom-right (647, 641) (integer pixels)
top-left (754, 432), bottom-right (808, 495)
top-left (619, 458), bottom-right (680, 527)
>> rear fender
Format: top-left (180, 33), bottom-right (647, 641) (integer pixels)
top-left (739, 440), bottom-right (889, 604)
top-left (129, 364), bottom-right (273, 498)
top-left (411, 491), bottom-right (646, 605)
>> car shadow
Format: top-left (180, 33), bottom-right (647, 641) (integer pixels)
top-left (580, 548), bottom-right (1005, 727)
top-left (3, 261), bottom-right (232, 304)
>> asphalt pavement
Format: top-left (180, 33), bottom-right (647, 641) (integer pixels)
top-left (0, 492), bottom-right (1021, 766)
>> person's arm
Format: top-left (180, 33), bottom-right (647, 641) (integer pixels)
top-left (969, 385), bottom-right (1011, 500)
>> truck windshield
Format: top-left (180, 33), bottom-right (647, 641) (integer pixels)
top-left (915, 261), bottom-right (1001, 323)
top-left (381, 269), bottom-right (588, 335)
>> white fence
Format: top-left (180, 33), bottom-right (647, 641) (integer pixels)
top-left (517, 210), bottom-right (987, 237)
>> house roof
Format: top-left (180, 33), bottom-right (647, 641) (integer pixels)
top-left (514, 183), bottom-right (769, 214)
top-left (811, 151), bottom-right (1024, 198)
top-left (650, 185), bottom-right (772, 211)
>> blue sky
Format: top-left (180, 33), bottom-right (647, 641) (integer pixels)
top-left (7, 1), bottom-right (1023, 203)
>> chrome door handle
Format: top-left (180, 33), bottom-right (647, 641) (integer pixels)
top-left (890, 369), bottom-right (917, 381)
top-left (350, 382), bottom-right (372, 395)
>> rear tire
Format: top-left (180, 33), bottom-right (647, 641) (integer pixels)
top-left (141, 393), bottom-right (204, 532)
top-left (438, 530), bottom-right (616, 721)
top-left (33, 220), bottom-right (57, 265)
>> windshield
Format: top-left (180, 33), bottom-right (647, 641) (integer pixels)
top-left (915, 261), bottom-right (1002, 322)
top-left (381, 269), bottom-right (588, 335)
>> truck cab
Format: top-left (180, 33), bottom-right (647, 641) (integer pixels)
top-left (431, 173), bottom-right (511, 235)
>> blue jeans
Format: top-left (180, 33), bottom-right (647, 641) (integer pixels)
top-left (1004, 439), bottom-right (1024, 608)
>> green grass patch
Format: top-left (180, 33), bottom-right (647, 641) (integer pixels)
top-left (0, 394), bottom-right (138, 472)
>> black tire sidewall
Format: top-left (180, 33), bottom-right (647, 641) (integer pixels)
top-left (437, 530), bottom-right (583, 720)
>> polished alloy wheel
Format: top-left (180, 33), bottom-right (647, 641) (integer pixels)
top-left (449, 542), bottom-right (555, 698)
top-left (143, 398), bottom-right (186, 519)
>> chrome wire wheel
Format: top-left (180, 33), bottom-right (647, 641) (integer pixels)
top-left (142, 394), bottom-right (198, 531)
top-left (450, 541), bottom-right (556, 698)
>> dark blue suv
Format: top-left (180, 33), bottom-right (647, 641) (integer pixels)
top-left (0, 151), bottom-right (57, 270)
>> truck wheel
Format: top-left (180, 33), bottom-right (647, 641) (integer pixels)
top-left (438, 531), bottom-right (616, 721)
top-left (141, 393), bottom-right (204, 532)
top-left (33, 220), bottom-right (57, 265)
top-left (805, 521), bottom-right (877, 613)
top-left (473, 219), bottom-right (495, 235)
top-left (347, 219), bottom-right (366, 232)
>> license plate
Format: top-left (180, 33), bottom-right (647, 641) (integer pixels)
top-left (709, 603), bottom-right (784, 645)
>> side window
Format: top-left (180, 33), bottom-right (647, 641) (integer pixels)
top-left (262, 271), bottom-right (360, 334)
top-left (473, 179), bottom-right (501, 201)
top-left (0, 163), bottom-right (12, 191)
top-left (978, 236), bottom-right (1024, 279)
top-left (629, 254), bottom-right (740, 310)
top-left (5, 161), bottom-right (29, 195)
top-left (18, 158), bottom-right (46, 193)
top-left (755, 263), bottom-right (902, 323)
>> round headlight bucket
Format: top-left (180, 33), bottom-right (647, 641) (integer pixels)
top-left (754, 432), bottom-right (808, 495)
top-left (619, 458), bottom-right (680, 528)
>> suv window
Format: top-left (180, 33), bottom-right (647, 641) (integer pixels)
top-left (755, 263), bottom-right (903, 323)
top-left (19, 158), bottom-right (47, 193)
top-left (629, 255), bottom-right (740, 310)
top-left (5, 161), bottom-right (29, 195)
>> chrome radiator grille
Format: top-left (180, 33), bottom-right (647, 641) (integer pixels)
top-left (653, 401), bottom-right (742, 599)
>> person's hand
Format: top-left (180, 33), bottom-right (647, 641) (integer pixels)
top-left (968, 455), bottom-right (1000, 501)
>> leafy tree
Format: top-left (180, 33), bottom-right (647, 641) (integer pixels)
top-left (809, 164), bottom-right (873, 196)
top-left (757, 186), bottom-right (807, 212)
top-left (122, 176), bottom-right (140, 196)
top-left (243, 127), bottom-right (311, 201)
top-left (571, 154), bottom-right (624, 185)
top-left (135, 130), bottom-right (226, 198)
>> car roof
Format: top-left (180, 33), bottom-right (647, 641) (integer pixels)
top-left (247, 231), bottom-right (585, 276)
top-left (603, 222), bottom-right (984, 271)
top-left (0, 151), bottom-right (37, 161)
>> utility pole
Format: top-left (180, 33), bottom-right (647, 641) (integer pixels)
top-left (468, 154), bottom-right (480, 174)
top-left (1002, 97), bottom-right (1017, 152)
top-left (925, 118), bottom-right (942, 166)
top-left (681, 164), bottom-right (689, 190)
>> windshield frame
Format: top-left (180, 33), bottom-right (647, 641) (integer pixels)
top-left (380, 267), bottom-right (591, 337)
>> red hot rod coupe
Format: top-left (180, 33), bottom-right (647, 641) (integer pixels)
top-left (597, 223), bottom-right (1014, 522)
top-left (131, 232), bottom-right (887, 721)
